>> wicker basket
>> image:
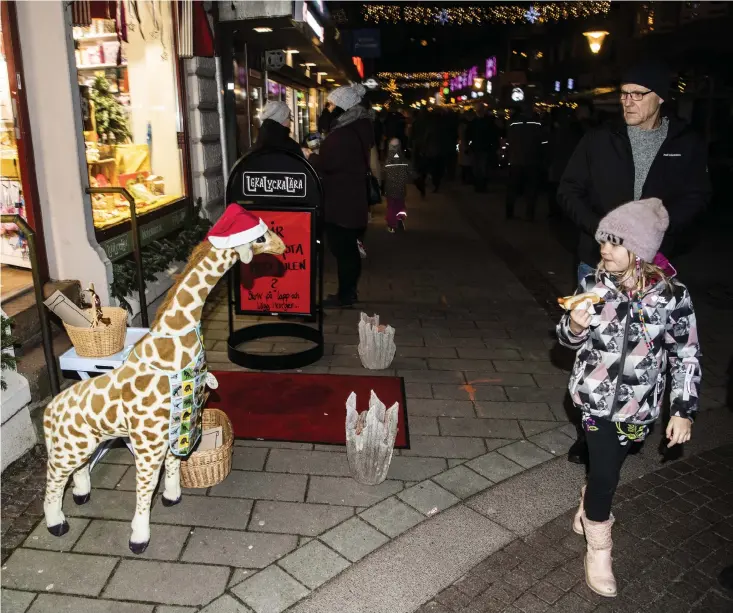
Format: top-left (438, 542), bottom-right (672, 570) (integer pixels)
top-left (63, 307), bottom-right (128, 357)
top-left (180, 408), bottom-right (234, 488)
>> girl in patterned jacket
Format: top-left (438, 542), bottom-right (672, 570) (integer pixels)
top-left (557, 198), bottom-right (701, 598)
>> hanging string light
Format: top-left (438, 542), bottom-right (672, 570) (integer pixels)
top-left (384, 79), bottom-right (404, 106)
top-left (377, 71), bottom-right (462, 80)
top-left (362, 2), bottom-right (611, 25)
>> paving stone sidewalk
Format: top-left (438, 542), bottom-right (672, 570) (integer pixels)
top-left (2, 183), bottom-right (732, 613)
top-left (418, 444), bottom-right (733, 613)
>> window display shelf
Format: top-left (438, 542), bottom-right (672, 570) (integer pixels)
top-left (74, 33), bottom-right (118, 42)
top-left (78, 63), bottom-right (127, 72)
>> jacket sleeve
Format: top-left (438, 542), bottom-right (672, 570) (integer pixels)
top-left (664, 134), bottom-right (711, 235)
top-left (664, 286), bottom-right (702, 421)
top-left (556, 277), bottom-right (592, 349)
top-left (557, 134), bottom-right (602, 236)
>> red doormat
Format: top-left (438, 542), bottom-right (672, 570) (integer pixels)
top-left (207, 371), bottom-right (410, 448)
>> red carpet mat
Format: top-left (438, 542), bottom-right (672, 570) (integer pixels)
top-left (207, 371), bottom-right (409, 448)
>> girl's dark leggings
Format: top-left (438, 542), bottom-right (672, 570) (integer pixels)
top-left (583, 416), bottom-right (648, 521)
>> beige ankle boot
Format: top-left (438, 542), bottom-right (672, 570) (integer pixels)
top-left (573, 486), bottom-right (586, 535)
top-left (582, 512), bottom-right (617, 597)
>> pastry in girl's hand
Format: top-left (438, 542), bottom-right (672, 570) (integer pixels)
top-left (557, 292), bottom-right (602, 311)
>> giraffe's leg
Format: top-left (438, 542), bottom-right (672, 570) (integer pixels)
top-left (161, 449), bottom-right (182, 506)
top-left (44, 460), bottom-right (75, 536)
top-left (72, 463), bottom-right (92, 505)
top-left (129, 439), bottom-right (167, 554)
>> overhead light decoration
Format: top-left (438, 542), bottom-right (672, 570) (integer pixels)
top-left (524, 5), bottom-right (540, 23)
top-left (253, 27), bottom-right (273, 33)
top-left (377, 71), bottom-right (462, 80)
top-left (384, 79), bottom-right (404, 106)
top-left (554, 80), bottom-right (561, 92)
top-left (511, 87), bottom-right (525, 102)
top-left (301, 63), bottom-right (317, 67)
top-left (362, 2), bottom-right (610, 25)
top-left (364, 78), bottom-right (380, 89)
top-left (583, 30), bottom-right (609, 54)
top-left (486, 81), bottom-right (492, 94)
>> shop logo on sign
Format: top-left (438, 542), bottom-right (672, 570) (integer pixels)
top-left (243, 172), bottom-right (307, 198)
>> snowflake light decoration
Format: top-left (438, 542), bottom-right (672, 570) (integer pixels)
top-left (524, 5), bottom-right (540, 23)
top-left (437, 8), bottom-right (450, 25)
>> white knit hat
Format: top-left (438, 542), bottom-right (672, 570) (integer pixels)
top-left (327, 84), bottom-right (366, 111)
top-left (260, 101), bottom-right (291, 124)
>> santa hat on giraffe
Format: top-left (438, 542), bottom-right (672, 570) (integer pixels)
top-left (207, 204), bottom-right (268, 249)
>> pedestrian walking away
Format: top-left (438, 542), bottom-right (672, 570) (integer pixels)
top-left (505, 106), bottom-right (544, 220)
top-left (308, 84), bottom-right (373, 308)
top-left (383, 138), bottom-right (409, 233)
top-left (557, 59), bottom-right (711, 464)
top-left (556, 197), bottom-right (701, 598)
top-left (253, 101), bottom-right (303, 157)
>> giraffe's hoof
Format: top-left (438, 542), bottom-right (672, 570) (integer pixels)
top-left (129, 539), bottom-right (149, 555)
top-left (73, 492), bottom-right (91, 505)
top-left (161, 495), bottom-right (182, 507)
top-left (47, 521), bottom-right (70, 537)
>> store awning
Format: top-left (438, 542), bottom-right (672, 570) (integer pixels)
top-left (219, 15), bottom-right (358, 87)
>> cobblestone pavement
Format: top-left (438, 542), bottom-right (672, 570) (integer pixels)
top-left (2, 182), bottom-right (732, 613)
top-left (418, 444), bottom-right (733, 613)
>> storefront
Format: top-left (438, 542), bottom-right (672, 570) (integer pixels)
top-left (10, 0), bottom-right (197, 313)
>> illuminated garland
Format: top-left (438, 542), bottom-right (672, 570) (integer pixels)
top-left (377, 72), bottom-right (461, 80)
top-left (363, 2), bottom-right (611, 25)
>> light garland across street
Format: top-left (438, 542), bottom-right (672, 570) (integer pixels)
top-left (363, 2), bottom-right (611, 25)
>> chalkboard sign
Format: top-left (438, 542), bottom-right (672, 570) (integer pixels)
top-left (236, 208), bottom-right (315, 316)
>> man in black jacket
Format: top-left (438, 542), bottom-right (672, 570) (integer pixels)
top-left (558, 60), bottom-right (711, 464)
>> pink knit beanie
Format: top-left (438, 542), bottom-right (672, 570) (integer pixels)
top-left (595, 198), bottom-right (669, 262)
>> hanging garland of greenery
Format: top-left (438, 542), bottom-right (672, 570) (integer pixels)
top-left (110, 207), bottom-right (212, 313)
top-left (1, 314), bottom-right (19, 391)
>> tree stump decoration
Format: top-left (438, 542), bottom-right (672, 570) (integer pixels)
top-left (345, 391), bottom-right (399, 486)
top-left (358, 313), bottom-right (396, 370)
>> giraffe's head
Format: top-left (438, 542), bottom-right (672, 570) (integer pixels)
top-left (232, 226), bottom-right (286, 264)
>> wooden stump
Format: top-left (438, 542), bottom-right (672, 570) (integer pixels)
top-left (345, 391), bottom-right (399, 486)
top-left (358, 313), bottom-right (396, 370)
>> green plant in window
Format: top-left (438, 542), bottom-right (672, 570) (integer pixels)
top-left (1, 314), bottom-right (19, 391)
top-left (89, 75), bottom-right (131, 143)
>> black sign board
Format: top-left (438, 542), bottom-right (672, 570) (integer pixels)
top-left (224, 147), bottom-right (325, 371)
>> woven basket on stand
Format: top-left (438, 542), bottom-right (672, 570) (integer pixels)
top-left (180, 408), bottom-right (233, 488)
top-left (63, 307), bottom-right (128, 357)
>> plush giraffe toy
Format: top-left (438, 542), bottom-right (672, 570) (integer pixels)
top-left (43, 204), bottom-right (285, 553)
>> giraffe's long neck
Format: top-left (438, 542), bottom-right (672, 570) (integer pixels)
top-left (150, 252), bottom-right (230, 337)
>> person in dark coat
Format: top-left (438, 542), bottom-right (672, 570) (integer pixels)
top-left (383, 138), bottom-right (409, 233)
top-left (547, 107), bottom-right (584, 218)
top-left (557, 59), bottom-right (711, 466)
top-left (308, 84), bottom-right (373, 308)
top-left (505, 106), bottom-right (545, 219)
top-left (466, 106), bottom-right (500, 192)
top-left (253, 101), bottom-right (303, 157)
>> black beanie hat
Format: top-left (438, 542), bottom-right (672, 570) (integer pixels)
top-left (621, 60), bottom-right (670, 100)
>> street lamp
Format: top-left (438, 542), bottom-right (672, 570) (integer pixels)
top-left (583, 31), bottom-right (609, 54)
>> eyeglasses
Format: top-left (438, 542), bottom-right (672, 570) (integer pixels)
top-left (620, 90), bottom-right (653, 102)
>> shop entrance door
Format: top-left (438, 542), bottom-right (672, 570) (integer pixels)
top-left (0, 0), bottom-right (47, 300)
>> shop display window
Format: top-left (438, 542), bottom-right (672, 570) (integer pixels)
top-left (0, 11), bottom-right (30, 273)
top-left (74, 3), bottom-right (185, 230)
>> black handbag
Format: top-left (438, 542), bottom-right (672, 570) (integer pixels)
top-left (352, 127), bottom-right (382, 206)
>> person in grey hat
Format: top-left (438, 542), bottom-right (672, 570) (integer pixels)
top-left (253, 101), bottom-right (303, 157)
top-left (557, 59), bottom-right (711, 465)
